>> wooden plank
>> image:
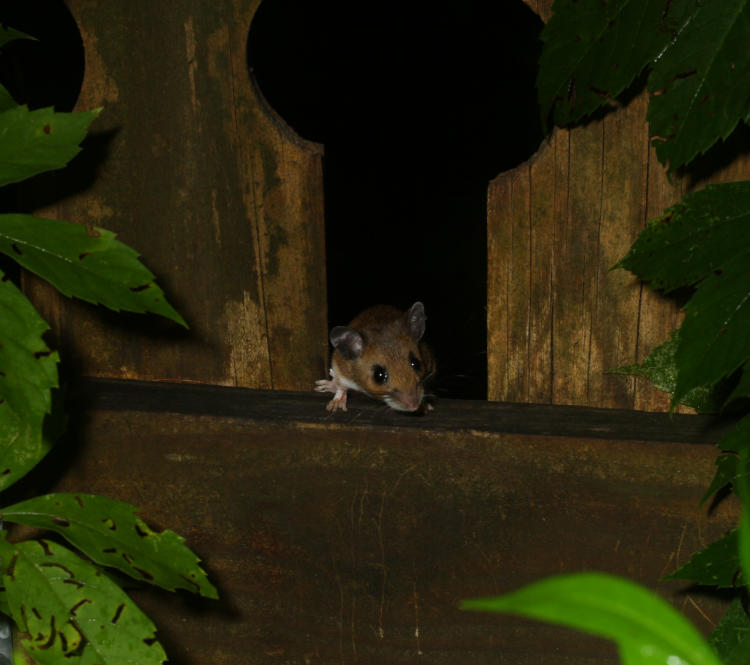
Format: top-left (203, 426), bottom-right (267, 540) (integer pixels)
top-left (23, 0), bottom-right (327, 390)
top-left (28, 381), bottom-right (736, 665)
top-left (591, 92), bottom-right (649, 407)
top-left (73, 378), bottom-right (733, 445)
top-left (487, 85), bottom-right (750, 411)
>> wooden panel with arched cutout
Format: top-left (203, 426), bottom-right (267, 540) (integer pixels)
top-left (488, 0), bottom-right (750, 410)
top-left (24, 0), bottom-right (327, 390)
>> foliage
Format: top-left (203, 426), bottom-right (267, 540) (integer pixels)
top-left (538, 0), bottom-right (750, 171)
top-left (463, 573), bottom-right (723, 665)
top-left (466, 0), bottom-right (750, 663)
top-left (0, 24), bottom-right (213, 665)
top-left (616, 183), bottom-right (750, 409)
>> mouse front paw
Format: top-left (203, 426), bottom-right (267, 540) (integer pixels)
top-left (315, 378), bottom-right (336, 394)
top-left (326, 390), bottom-right (348, 412)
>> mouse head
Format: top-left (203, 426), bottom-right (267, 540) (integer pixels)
top-left (330, 302), bottom-right (431, 412)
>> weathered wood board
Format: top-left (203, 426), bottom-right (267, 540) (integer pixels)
top-left (15, 380), bottom-right (738, 665)
top-left (489, 0), bottom-right (750, 410)
top-left (24, 0), bottom-right (327, 390)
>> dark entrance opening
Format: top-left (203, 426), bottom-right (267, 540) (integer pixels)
top-left (255, 1), bottom-right (544, 398)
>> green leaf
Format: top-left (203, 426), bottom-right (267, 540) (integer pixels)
top-left (615, 183), bottom-right (750, 406)
top-left (609, 331), bottom-right (721, 413)
top-left (0, 215), bottom-right (187, 326)
top-left (701, 453), bottom-right (739, 506)
top-left (0, 84), bottom-right (18, 114)
top-left (0, 26), bottom-right (34, 112)
top-left (673, 249), bottom-right (750, 406)
top-left (0, 273), bottom-right (59, 492)
top-left (0, 27), bottom-right (33, 113)
top-left (665, 530), bottom-right (742, 588)
top-left (0, 25), bottom-right (35, 50)
top-left (735, 443), bottom-right (750, 590)
top-left (710, 596), bottom-right (750, 665)
top-left (0, 105), bottom-right (99, 187)
top-left (725, 364), bottom-right (750, 406)
top-left (462, 572), bottom-right (722, 665)
top-left (1, 493), bottom-right (217, 598)
top-left (701, 416), bottom-right (750, 505)
top-left (647, 0), bottom-right (750, 170)
top-left (616, 182), bottom-right (750, 293)
top-left (0, 534), bottom-right (167, 665)
top-left (537, 0), bottom-right (691, 128)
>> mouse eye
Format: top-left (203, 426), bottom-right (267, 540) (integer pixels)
top-left (372, 365), bottom-right (388, 385)
top-left (409, 352), bottom-right (422, 373)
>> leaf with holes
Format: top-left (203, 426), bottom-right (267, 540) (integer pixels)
top-left (0, 105), bottom-right (99, 187)
top-left (0, 272), bottom-right (59, 493)
top-left (0, 534), bottom-right (167, 665)
top-left (463, 572), bottom-right (722, 665)
top-left (0, 215), bottom-right (187, 327)
top-left (647, 0), bottom-right (750, 170)
top-left (1, 493), bottom-right (217, 598)
top-left (537, 0), bottom-right (692, 128)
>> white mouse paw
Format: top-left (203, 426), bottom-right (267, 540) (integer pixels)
top-left (326, 389), bottom-right (348, 412)
top-left (315, 379), bottom-right (336, 394)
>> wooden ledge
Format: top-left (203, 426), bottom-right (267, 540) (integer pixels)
top-left (72, 377), bottom-right (730, 445)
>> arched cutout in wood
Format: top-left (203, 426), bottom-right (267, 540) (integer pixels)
top-left (248, 0), bottom-right (544, 399)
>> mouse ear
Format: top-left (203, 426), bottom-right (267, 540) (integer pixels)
top-left (330, 326), bottom-right (365, 359)
top-left (406, 302), bottom-right (426, 341)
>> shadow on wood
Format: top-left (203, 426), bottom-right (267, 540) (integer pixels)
top-left (13, 379), bottom-right (738, 665)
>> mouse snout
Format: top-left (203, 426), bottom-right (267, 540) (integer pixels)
top-left (387, 388), bottom-right (423, 412)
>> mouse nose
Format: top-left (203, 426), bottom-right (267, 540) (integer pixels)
top-left (400, 391), bottom-right (421, 412)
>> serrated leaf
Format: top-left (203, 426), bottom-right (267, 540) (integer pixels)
top-left (665, 530), bottom-right (742, 588)
top-left (1, 493), bottom-right (217, 598)
top-left (0, 105), bottom-right (99, 187)
top-left (609, 331), bottom-right (721, 412)
top-left (0, 534), bottom-right (167, 665)
top-left (710, 596), bottom-right (750, 665)
top-left (537, 0), bottom-right (692, 128)
top-left (0, 215), bottom-right (187, 327)
top-left (463, 572), bottom-right (722, 665)
top-left (616, 182), bottom-right (750, 293)
top-left (673, 247), bottom-right (750, 406)
top-left (615, 183), bottom-right (750, 405)
top-left (701, 453), bottom-right (739, 506)
top-left (647, 0), bottom-right (750, 170)
top-left (699, 418), bottom-right (750, 528)
top-left (0, 273), bottom-right (58, 493)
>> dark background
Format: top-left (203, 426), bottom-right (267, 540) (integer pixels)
top-left (1, 0), bottom-right (544, 400)
top-left (249, 0), bottom-right (544, 399)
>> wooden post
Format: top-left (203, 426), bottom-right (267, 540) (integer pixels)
top-left (24, 0), bottom-right (327, 390)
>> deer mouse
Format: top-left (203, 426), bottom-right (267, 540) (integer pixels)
top-left (315, 302), bottom-right (434, 413)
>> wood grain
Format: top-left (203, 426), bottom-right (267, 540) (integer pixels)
top-left (490, 1), bottom-right (750, 410)
top-left (19, 381), bottom-right (737, 665)
top-left (23, 0), bottom-right (327, 390)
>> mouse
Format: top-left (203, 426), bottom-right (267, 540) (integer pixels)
top-left (315, 301), bottom-right (435, 413)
